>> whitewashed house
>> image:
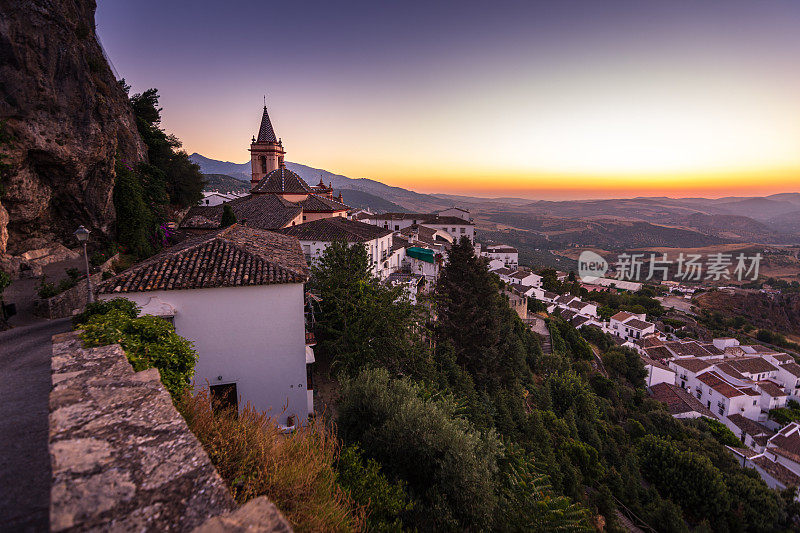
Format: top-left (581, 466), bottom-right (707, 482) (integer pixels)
top-left (366, 212), bottom-right (475, 243)
top-left (642, 355), bottom-right (677, 387)
top-left (508, 270), bottom-right (542, 288)
top-left (279, 217), bottom-right (394, 279)
top-left (609, 311), bottom-right (656, 342)
top-left (437, 207), bottom-right (471, 221)
top-left (98, 224), bottom-right (312, 427)
top-left (482, 245), bottom-right (519, 268)
top-left (200, 191), bottom-right (235, 206)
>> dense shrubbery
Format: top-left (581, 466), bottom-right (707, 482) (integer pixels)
top-left (586, 289), bottom-right (665, 320)
top-left (178, 388), bottom-right (365, 532)
top-left (76, 298), bottom-right (196, 397)
top-left (309, 237), bottom-right (798, 532)
top-left (769, 399), bottom-right (800, 425)
top-left (339, 367), bottom-right (502, 531)
top-left (335, 444), bottom-right (412, 532)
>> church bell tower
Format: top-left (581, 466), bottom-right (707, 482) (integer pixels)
top-left (249, 105), bottom-right (285, 190)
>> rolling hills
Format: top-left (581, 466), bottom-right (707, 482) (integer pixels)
top-left (190, 153), bottom-right (800, 246)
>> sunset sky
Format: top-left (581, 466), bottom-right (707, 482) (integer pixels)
top-left (96, 1), bottom-right (800, 199)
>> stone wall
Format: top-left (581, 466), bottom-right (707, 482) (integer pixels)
top-left (34, 272), bottom-right (103, 320)
top-left (33, 253), bottom-right (118, 319)
top-left (49, 332), bottom-right (292, 531)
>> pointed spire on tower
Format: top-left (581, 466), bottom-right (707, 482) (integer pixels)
top-left (256, 104), bottom-right (277, 143)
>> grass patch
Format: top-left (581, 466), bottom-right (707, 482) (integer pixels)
top-left (177, 389), bottom-right (365, 532)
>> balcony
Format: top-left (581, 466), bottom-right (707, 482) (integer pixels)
top-left (305, 331), bottom-right (316, 345)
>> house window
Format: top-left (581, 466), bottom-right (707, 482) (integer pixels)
top-left (205, 199), bottom-right (210, 205)
top-left (395, 225), bottom-right (399, 230)
top-left (210, 383), bottom-right (238, 414)
top-left (460, 227), bottom-right (465, 233)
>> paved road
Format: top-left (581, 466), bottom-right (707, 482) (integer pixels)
top-left (0, 318), bottom-right (70, 531)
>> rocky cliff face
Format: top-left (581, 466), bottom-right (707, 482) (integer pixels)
top-left (0, 0), bottom-right (145, 256)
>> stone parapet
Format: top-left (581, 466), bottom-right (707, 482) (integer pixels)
top-left (49, 332), bottom-right (292, 531)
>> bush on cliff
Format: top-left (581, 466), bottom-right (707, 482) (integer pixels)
top-left (76, 299), bottom-right (196, 398)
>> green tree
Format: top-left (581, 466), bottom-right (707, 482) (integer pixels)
top-left (637, 435), bottom-right (729, 520)
top-left (310, 241), bottom-right (423, 376)
top-left (336, 444), bottom-right (412, 532)
top-left (497, 445), bottom-right (593, 532)
top-left (113, 160), bottom-right (156, 257)
top-left (338, 367), bottom-right (501, 531)
top-left (220, 204), bottom-right (236, 228)
top-left (435, 237), bottom-right (532, 390)
top-left (125, 84), bottom-right (205, 208)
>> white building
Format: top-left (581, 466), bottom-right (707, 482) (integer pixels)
top-left (642, 355), bottom-right (677, 387)
top-left (507, 270), bottom-right (542, 288)
top-left (609, 311), bottom-right (656, 342)
top-left (365, 212), bottom-right (475, 243)
top-left (98, 224), bottom-right (312, 427)
top-left (200, 191), bottom-right (237, 206)
top-left (279, 217), bottom-right (395, 279)
top-left (437, 207), bottom-right (471, 221)
top-left (482, 245), bottom-right (519, 268)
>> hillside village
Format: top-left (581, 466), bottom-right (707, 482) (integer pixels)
top-left (99, 104), bottom-right (800, 504)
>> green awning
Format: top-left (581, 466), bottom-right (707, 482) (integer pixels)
top-left (407, 247), bottom-right (435, 264)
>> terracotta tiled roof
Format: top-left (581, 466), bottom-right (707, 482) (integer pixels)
top-left (716, 362), bottom-right (749, 381)
top-left (180, 195), bottom-right (302, 231)
top-left (492, 267), bottom-right (514, 276)
top-left (611, 311), bottom-right (637, 322)
top-left (278, 217), bottom-right (392, 243)
top-left (557, 308), bottom-right (577, 321)
top-left (649, 382), bottom-right (716, 418)
top-left (625, 318), bottom-right (654, 331)
top-left (672, 358), bottom-right (713, 373)
top-left (664, 341), bottom-right (712, 357)
top-left (751, 455), bottom-right (800, 487)
top-left (99, 225), bottom-right (308, 294)
top-left (697, 371), bottom-right (757, 398)
top-left (724, 357), bottom-right (778, 375)
top-left (781, 362), bottom-right (800, 378)
top-left (251, 166), bottom-right (312, 194)
top-left (757, 380), bottom-right (787, 398)
top-left (770, 353), bottom-right (795, 364)
top-left (644, 346), bottom-right (673, 360)
top-left (769, 423), bottom-right (800, 464)
top-left (571, 316), bottom-right (590, 328)
top-left (727, 414), bottom-right (774, 438)
top-left (567, 300), bottom-right (589, 311)
top-left (542, 291), bottom-right (558, 300)
top-left (640, 336), bottom-right (666, 348)
top-left (700, 343), bottom-right (724, 355)
top-left (299, 194), bottom-right (349, 212)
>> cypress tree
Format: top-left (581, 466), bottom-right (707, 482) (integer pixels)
top-left (220, 204), bottom-right (236, 228)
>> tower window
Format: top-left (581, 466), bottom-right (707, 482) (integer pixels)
top-left (260, 155), bottom-right (267, 173)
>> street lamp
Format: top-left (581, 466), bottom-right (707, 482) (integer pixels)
top-left (74, 225), bottom-right (94, 304)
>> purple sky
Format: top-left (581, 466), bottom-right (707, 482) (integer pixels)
top-left (96, 1), bottom-right (800, 198)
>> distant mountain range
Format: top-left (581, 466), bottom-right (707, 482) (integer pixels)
top-left (190, 153), bottom-right (800, 246)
